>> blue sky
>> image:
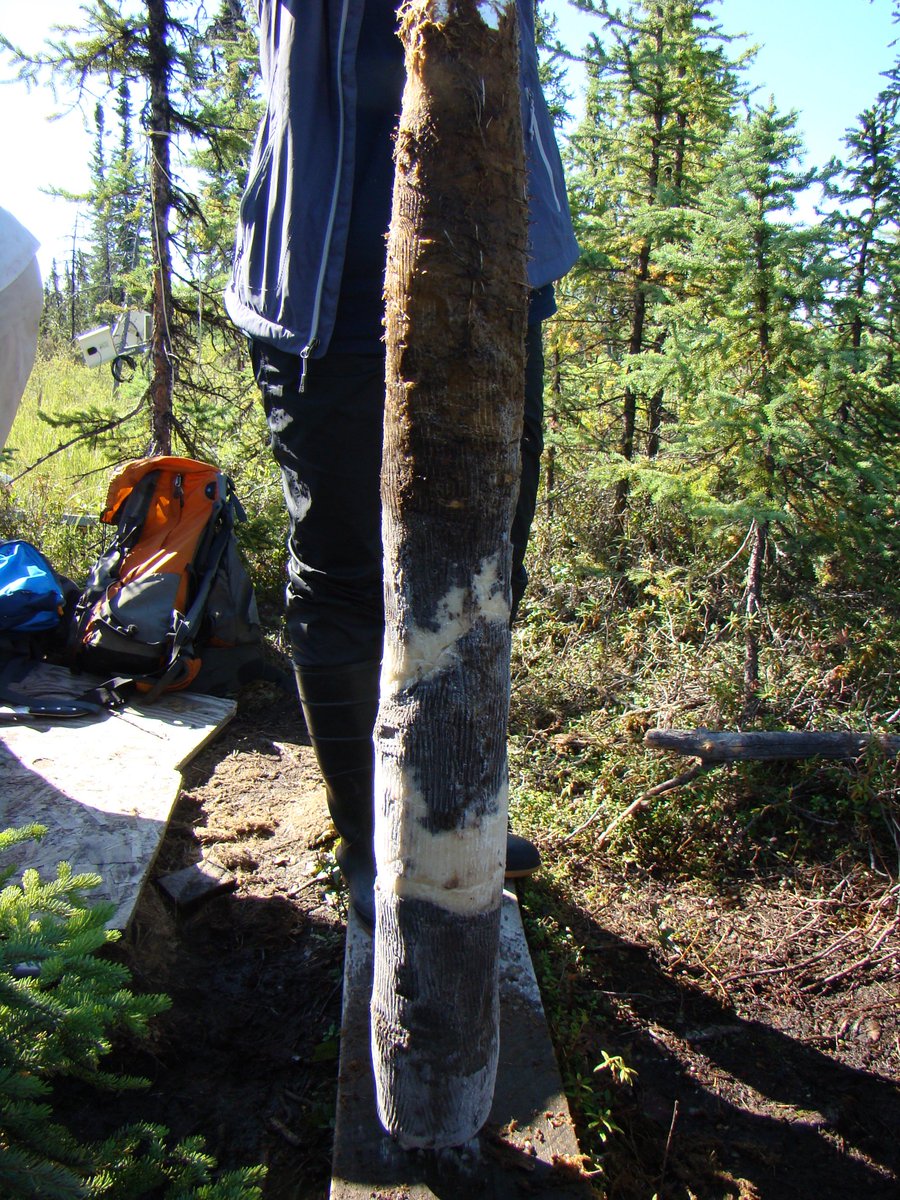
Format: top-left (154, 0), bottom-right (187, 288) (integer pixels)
top-left (551, 0), bottom-right (897, 161)
top-left (0, 0), bottom-right (897, 276)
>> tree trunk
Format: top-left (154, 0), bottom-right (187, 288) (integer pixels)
top-left (146, 0), bottom-right (175, 455)
top-left (613, 242), bottom-right (647, 529)
top-left (545, 343), bottom-right (561, 520)
top-left (742, 517), bottom-right (768, 723)
top-left (743, 206), bottom-right (774, 724)
top-left (373, 0), bottom-right (527, 1150)
top-left (612, 20), bottom-right (664, 538)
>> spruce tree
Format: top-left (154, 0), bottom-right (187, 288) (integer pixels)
top-left (824, 93), bottom-right (900, 380)
top-left (811, 93), bottom-right (900, 592)
top-left (1, 1), bottom-right (260, 456)
top-left (656, 103), bottom-right (833, 716)
top-left (563, 0), bottom-right (743, 553)
top-left (0, 826), bottom-right (265, 1199)
top-left (819, 90), bottom-right (900, 499)
top-left (86, 83), bottom-right (146, 320)
top-left (535, 0), bottom-right (573, 125)
top-left (89, 101), bottom-right (115, 312)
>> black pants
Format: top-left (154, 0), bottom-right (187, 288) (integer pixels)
top-left (252, 324), bottom-right (545, 669)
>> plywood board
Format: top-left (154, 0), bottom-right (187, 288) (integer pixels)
top-left (0, 662), bottom-right (235, 929)
top-left (331, 890), bottom-right (594, 1199)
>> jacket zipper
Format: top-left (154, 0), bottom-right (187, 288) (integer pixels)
top-left (299, 340), bottom-right (317, 391)
top-left (299, 0), bottom-right (352, 393)
top-left (528, 88), bottom-right (562, 213)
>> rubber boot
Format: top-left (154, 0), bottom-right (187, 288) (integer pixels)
top-left (294, 661), bottom-right (381, 930)
top-left (506, 832), bottom-right (541, 878)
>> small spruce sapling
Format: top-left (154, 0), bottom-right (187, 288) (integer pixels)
top-left (0, 825), bottom-right (264, 1199)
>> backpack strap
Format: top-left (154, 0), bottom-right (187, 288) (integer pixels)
top-left (0, 656), bottom-right (108, 720)
top-left (137, 509), bottom-right (235, 704)
top-left (68, 469), bottom-right (163, 671)
top-left (88, 469), bottom-right (162, 598)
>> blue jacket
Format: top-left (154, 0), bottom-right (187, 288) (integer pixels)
top-left (224, 0), bottom-right (579, 362)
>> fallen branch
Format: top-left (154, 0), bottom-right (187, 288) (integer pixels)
top-left (645, 729), bottom-right (900, 763)
top-left (800, 917), bottom-right (900, 991)
top-left (657, 1099), bottom-right (680, 1195)
top-left (564, 764), bottom-right (710, 847)
top-left (566, 727), bottom-right (899, 850)
top-left (720, 924), bottom-right (864, 985)
top-left (268, 1116), bottom-right (304, 1148)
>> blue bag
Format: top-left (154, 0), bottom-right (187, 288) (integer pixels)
top-left (0, 541), bottom-right (65, 633)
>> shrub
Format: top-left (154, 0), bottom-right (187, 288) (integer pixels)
top-left (0, 826), bottom-right (264, 1199)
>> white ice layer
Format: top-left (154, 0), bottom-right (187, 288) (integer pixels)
top-left (375, 761), bottom-right (507, 916)
top-left (381, 553), bottom-right (510, 694)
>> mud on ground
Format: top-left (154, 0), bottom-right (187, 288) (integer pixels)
top-left (87, 683), bottom-right (898, 1200)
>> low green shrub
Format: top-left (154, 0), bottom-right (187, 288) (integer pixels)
top-left (0, 826), bottom-right (264, 1199)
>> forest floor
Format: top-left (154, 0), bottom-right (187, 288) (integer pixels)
top-left (96, 680), bottom-right (900, 1200)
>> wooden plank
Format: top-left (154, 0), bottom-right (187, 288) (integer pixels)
top-left (645, 728), bottom-right (900, 762)
top-left (330, 890), bottom-right (594, 1199)
top-left (0, 661), bottom-right (235, 929)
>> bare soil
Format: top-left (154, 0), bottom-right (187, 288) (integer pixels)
top-left (90, 683), bottom-right (899, 1200)
top-left (537, 849), bottom-right (900, 1199)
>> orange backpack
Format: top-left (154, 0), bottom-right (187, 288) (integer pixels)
top-left (70, 456), bottom-right (261, 698)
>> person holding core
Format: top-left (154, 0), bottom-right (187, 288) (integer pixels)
top-left (225, 0), bottom-right (579, 929)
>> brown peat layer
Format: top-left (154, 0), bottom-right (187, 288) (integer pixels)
top-left (54, 678), bottom-right (899, 1200)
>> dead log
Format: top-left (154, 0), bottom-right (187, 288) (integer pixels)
top-left (372, 0), bottom-right (528, 1150)
top-left (644, 729), bottom-right (900, 763)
